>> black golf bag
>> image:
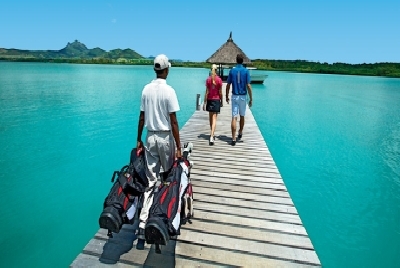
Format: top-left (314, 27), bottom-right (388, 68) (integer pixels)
top-left (145, 142), bottom-right (193, 246)
top-left (99, 148), bottom-right (148, 236)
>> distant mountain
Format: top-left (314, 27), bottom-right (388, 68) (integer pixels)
top-left (0, 40), bottom-right (143, 59)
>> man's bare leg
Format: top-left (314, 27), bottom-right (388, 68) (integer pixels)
top-left (238, 115), bottom-right (245, 139)
top-left (231, 116), bottom-right (237, 145)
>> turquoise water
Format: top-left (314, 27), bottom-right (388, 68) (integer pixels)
top-left (251, 73), bottom-right (400, 267)
top-left (0, 62), bottom-right (399, 267)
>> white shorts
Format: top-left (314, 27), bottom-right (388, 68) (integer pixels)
top-left (231, 95), bottom-right (247, 117)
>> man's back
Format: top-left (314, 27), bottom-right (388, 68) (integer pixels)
top-left (227, 65), bottom-right (251, 95)
top-left (140, 79), bottom-right (180, 131)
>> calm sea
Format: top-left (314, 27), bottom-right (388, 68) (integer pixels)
top-left (0, 62), bottom-right (399, 267)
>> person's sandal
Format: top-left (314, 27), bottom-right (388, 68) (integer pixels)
top-left (238, 132), bottom-right (242, 140)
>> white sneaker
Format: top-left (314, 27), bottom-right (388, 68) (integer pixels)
top-left (209, 136), bottom-right (214, 146)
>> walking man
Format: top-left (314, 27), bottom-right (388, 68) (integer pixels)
top-left (136, 54), bottom-right (182, 250)
top-left (225, 53), bottom-right (253, 145)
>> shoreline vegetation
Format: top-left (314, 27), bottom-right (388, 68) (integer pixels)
top-left (1, 40), bottom-right (399, 78)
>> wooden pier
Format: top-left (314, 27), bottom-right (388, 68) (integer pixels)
top-left (71, 86), bottom-right (321, 267)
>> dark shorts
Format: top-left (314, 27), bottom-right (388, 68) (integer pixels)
top-left (206, 100), bottom-right (221, 113)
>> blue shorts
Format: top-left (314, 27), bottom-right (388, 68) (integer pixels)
top-left (231, 95), bottom-right (247, 117)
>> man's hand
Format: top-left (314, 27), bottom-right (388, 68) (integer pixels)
top-left (249, 100), bottom-right (253, 108)
top-left (220, 100), bottom-right (223, 107)
top-left (176, 148), bottom-right (182, 159)
top-left (136, 140), bottom-right (143, 156)
top-left (203, 103), bottom-right (206, 111)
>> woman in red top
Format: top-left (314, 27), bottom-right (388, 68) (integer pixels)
top-left (203, 64), bottom-right (223, 145)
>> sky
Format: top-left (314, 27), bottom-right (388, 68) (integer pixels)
top-left (1, 0), bottom-right (399, 64)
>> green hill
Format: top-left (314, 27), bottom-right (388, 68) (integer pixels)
top-left (0, 40), bottom-right (143, 60)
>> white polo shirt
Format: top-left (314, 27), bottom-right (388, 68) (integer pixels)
top-left (140, 78), bottom-right (180, 131)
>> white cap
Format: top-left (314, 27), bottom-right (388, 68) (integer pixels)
top-left (154, 54), bottom-right (171, 70)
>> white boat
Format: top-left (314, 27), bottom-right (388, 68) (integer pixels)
top-left (247, 67), bottom-right (268, 84)
top-left (215, 66), bottom-right (268, 84)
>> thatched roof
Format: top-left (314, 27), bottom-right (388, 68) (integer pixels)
top-left (206, 32), bottom-right (251, 64)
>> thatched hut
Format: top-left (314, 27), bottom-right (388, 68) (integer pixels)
top-left (206, 32), bottom-right (251, 64)
top-left (206, 32), bottom-right (251, 79)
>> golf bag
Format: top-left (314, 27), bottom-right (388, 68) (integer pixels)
top-left (145, 142), bottom-right (193, 246)
top-left (99, 148), bottom-right (148, 236)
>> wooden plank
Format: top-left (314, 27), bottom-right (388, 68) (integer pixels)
top-left (191, 170), bottom-right (285, 184)
top-left (193, 180), bottom-right (291, 198)
top-left (71, 83), bottom-right (321, 267)
top-left (184, 208), bottom-right (307, 235)
top-left (176, 230), bottom-right (319, 265)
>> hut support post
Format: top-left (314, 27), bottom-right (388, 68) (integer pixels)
top-left (196, 93), bottom-right (201, 111)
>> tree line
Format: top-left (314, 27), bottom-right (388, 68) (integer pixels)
top-left (1, 57), bottom-right (399, 78)
top-left (251, 59), bottom-right (400, 78)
